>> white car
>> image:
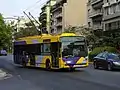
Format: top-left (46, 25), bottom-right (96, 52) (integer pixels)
top-left (0, 50), bottom-right (7, 56)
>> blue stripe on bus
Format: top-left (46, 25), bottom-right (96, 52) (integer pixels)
top-left (14, 41), bottom-right (26, 45)
top-left (62, 57), bottom-right (80, 66)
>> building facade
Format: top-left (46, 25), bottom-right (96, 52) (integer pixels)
top-left (39, 0), bottom-right (56, 33)
top-left (103, 0), bottom-right (120, 33)
top-left (51, 0), bottom-right (87, 34)
top-left (87, 0), bottom-right (103, 31)
top-left (87, 0), bottom-right (120, 35)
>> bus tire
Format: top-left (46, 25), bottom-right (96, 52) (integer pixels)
top-left (45, 59), bottom-right (51, 71)
top-left (22, 60), bottom-right (26, 67)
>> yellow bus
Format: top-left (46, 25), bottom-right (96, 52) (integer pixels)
top-left (13, 33), bottom-right (88, 70)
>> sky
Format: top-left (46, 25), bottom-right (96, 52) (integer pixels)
top-left (0, 0), bottom-right (48, 18)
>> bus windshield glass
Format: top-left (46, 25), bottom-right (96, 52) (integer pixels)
top-left (60, 36), bottom-right (88, 57)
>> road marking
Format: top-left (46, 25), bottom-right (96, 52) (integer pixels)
top-left (3, 74), bottom-right (13, 80)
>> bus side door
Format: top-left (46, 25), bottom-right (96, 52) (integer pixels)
top-left (51, 42), bottom-right (60, 68)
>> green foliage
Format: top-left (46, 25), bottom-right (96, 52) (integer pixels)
top-left (64, 25), bottom-right (77, 33)
top-left (14, 22), bottom-right (39, 39)
top-left (93, 35), bottom-right (120, 48)
top-left (0, 14), bottom-right (12, 51)
top-left (64, 25), bottom-right (98, 46)
top-left (88, 46), bottom-right (117, 62)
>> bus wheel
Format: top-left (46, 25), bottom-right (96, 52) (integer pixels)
top-left (22, 60), bottom-right (26, 67)
top-left (46, 60), bottom-right (51, 71)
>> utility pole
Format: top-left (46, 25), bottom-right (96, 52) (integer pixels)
top-left (46, 0), bottom-right (51, 34)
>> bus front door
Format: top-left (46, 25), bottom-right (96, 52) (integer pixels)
top-left (51, 42), bottom-right (59, 68)
top-left (29, 53), bottom-right (35, 66)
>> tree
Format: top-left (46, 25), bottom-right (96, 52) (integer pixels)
top-left (14, 21), bottom-right (39, 39)
top-left (64, 25), bottom-right (98, 46)
top-left (0, 14), bottom-right (12, 51)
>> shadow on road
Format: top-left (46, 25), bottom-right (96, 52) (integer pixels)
top-left (93, 67), bottom-right (120, 72)
top-left (15, 66), bottom-right (85, 73)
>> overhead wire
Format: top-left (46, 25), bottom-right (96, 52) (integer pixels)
top-left (24, 0), bottom-right (43, 11)
top-left (23, 0), bottom-right (48, 18)
top-left (24, 0), bottom-right (48, 13)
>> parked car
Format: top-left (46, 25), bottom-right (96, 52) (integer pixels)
top-left (0, 49), bottom-right (7, 56)
top-left (93, 52), bottom-right (120, 71)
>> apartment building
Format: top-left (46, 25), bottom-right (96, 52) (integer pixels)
top-left (39, 5), bottom-right (47, 31)
top-left (87, 0), bottom-right (120, 35)
top-left (39, 0), bottom-right (56, 33)
top-left (51, 0), bottom-right (87, 34)
top-left (103, 0), bottom-right (120, 35)
top-left (87, 0), bottom-right (103, 31)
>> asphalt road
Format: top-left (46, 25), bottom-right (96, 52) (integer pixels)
top-left (0, 55), bottom-right (120, 90)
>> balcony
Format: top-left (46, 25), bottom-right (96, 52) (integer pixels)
top-left (40, 11), bottom-right (46, 16)
top-left (52, 5), bottom-right (62, 12)
top-left (91, 0), bottom-right (102, 5)
top-left (56, 0), bottom-right (67, 4)
top-left (91, 0), bottom-right (103, 9)
top-left (92, 16), bottom-right (102, 22)
top-left (41, 5), bottom-right (46, 11)
top-left (56, 0), bottom-right (62, 3)
top-left (56, 22), bottom-right (62, 27)
top-left (56, 13), bottom-right (62, 18)
top-left (109, 0), bottom-right (117, 5)
top-left (103, 12), bottom-right (120, 21)
top-left (39, 16), bottom-right (46, 22)
top-left (93, 25), bottom-right (102, 30)
top-left (103, 3), bottom-right (109, 8)
top-left (89, 9), bottom-right (103, 18)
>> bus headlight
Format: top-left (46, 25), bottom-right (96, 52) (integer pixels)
top-left (82, 58), bottom-right (87, 63)
top-left (66, 61), bottom-right (72, 64)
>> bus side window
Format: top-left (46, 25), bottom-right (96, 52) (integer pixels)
top-left (41, 44), bottom-right (43, 53)
top-left (43, 44), bottom-right (50, 53)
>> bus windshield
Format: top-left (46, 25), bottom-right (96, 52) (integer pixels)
top-left (60, 36), bottom-right (88, 57)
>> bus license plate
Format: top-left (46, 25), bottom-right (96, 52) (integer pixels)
top-left (74, 65), bottom-right (84, 67)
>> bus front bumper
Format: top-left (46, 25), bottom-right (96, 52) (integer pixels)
top-left (62, 64), bottom-right (88, 69)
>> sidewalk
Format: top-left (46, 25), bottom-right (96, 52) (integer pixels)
top-left (0, 69), bottom-right (12, 80)
top-left (0, 69), bottom-right (7, 79)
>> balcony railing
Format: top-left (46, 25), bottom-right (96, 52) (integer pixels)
top-left (89, 9), bottom-right (103, 18)
top-left (56, 22), bottom-right (62, 27)
top-left (93, 25), bottom-right (102, 30)
top-left (40, 11), bottom-right (46, 16)
top-left (56, 13), bottom-right (62, 18)
top-left (103, 3), bottom-right (109, 8)
top-left (109, 0), bottom-right (117, 5)
top-left (56, 0), bottom-right (63, 3)
top-left (56, 0), bottom-right (67, 4)
top-left (103, 12), bottom-right (120, 21)
top-left (52, 5), bottom-right (62, 12)
top-left (91, 0), bottom-right (102, 5)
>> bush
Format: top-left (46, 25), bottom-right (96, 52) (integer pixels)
top-left (88, 46), bottom-right (118, 62)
